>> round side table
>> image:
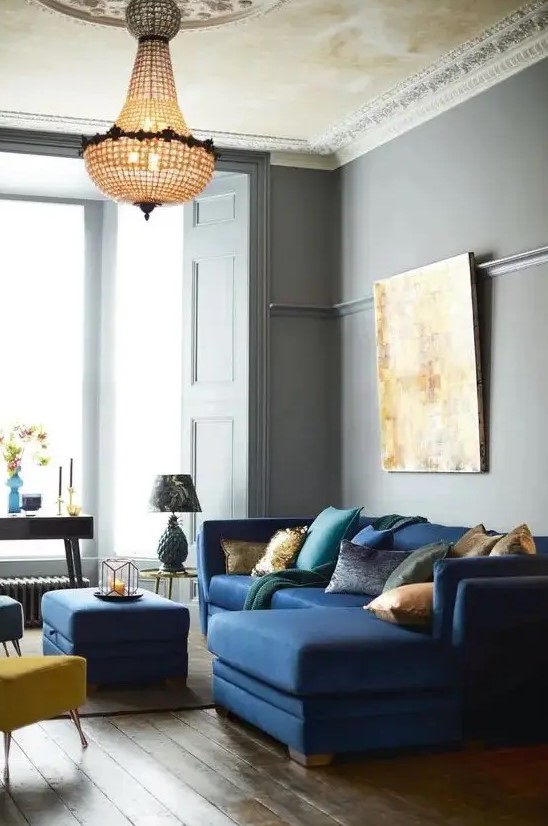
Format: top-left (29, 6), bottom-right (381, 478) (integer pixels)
top-left (139, 567), bottom-right (197, 600)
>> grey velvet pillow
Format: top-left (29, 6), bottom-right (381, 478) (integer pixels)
top-left (325, 541), bottom-right (410, 597)
top-left (383, 541), bottom-right (450, 592)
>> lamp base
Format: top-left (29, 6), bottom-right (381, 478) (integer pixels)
top-left (157, 513), bottom-right (188, 573)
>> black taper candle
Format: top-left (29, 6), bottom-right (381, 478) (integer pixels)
top-left (58, 466), bottom-right (62, 497)
top-left (69, 458), bottom-right (73, 487)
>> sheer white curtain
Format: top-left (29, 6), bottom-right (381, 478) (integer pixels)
top-left (111, 204), bottom-right (185, 557)
top-left (0, 199), bottom-right (84, 554)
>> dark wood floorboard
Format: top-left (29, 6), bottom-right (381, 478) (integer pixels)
top-left (1, 710), bottom-right (548, 825)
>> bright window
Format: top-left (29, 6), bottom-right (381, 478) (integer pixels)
top-left (0, 199), bottom-right (84, 555)
top-left (111, 204), bottom-right (185, 557)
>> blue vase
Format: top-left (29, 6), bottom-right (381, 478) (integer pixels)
top-left (6, 471), bottom-right (23, 514)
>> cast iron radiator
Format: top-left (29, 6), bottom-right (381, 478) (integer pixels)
top-left (0, 576), bottom-right (90, 627)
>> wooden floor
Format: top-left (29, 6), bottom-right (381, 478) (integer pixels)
top-left (2, 708), bottom-right (548, 826)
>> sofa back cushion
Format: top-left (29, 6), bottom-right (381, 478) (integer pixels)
top-left (391, 522), bottom-right (470, 552)
top-left (534, 536), bottom-right (548, 554)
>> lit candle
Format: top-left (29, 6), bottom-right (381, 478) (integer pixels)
top-left (69, 458), bottom-right (73, 488)
top-left (58, 466), bottom-right (62, 497)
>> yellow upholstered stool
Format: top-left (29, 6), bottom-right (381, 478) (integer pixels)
top-left (0, 655), bottom-right (88, 780)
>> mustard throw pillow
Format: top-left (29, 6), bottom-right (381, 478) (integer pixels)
top-left (221, 539), bottom-right (268, 575)
top-left (451, 525), bottom-right (503, 558)
top-left (490, 524), bottom-right (536, 556)
top-left (366, 583), bottom-right (433, 627)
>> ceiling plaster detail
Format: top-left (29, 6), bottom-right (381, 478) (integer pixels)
top-left (2, 1), bottom-right (548, 169)
top-left (318, 0), bottom-right (548, 164)
top-left (26, 0), bottom-right (290, 31)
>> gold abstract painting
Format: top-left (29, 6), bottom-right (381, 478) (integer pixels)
top-left (374, 253), bottom-right (486, 473)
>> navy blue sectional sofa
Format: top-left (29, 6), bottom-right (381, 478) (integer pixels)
top-left (198, 516), bottom-right (548, 765)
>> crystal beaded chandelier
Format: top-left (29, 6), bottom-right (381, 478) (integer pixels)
top-left (82, 0), bottom-right (216, 220)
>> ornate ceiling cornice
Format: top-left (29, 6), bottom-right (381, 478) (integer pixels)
top-left (2, 1), bottom-right (548, 169)
top-left (322, 0), bottom-right (548, 166)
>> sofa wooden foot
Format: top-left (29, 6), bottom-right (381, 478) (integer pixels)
top-left (215, 704), bottom-right (231, 719)
top-left (288, 748), bottom-right (334, 767)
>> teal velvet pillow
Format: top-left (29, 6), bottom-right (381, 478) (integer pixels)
top-left (383, 541), bottom-right (450, 592)
top-left (295, 506), bottom-right (362, 570)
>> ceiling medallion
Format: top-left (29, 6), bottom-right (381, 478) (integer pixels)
top-left (82, 0), bottom-right (216, 219)
top-left (29, 0), bottom-right (288, 30)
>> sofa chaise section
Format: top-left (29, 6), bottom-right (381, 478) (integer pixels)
top-left (208, 607), bottom-right (461, 766)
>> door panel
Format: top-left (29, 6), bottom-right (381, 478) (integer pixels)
top-left (182, 173), bottom-right (250, 547)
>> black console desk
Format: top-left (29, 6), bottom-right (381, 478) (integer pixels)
top-left (0, 515), bottom-right (94, 587)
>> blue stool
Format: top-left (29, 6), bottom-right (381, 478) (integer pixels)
top-left (0, 596), bottom-right (23, 657)
top-left (41, 588), bottom-right (189, 687)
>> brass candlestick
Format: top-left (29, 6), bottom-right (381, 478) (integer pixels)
top-left (66, 487), bottom-right (82, 517)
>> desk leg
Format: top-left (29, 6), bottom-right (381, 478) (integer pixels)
top-left (64, 538), bottom-right (76, 587)
top-left (71, 539), bottom-right (84, 588)
top-left (155, 579), bottom-right (160, 595)
top-left (168, 578), bottom-right (173, 600)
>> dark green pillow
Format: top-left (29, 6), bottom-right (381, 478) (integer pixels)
top-left (383, 541), bottom-right (450, 592)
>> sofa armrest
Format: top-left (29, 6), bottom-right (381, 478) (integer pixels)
top-left (452, 576), bottom-right (548, 737)
top-left (452, 576), bottom-right (548, 694)
top-left (433, 554), bottom-right (548, 642)
top-left (453, 576), bottom-right (548, 645)
top-left (196, 517), bottom-right (313, 633)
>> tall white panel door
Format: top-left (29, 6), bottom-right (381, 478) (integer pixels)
top-left (182, 172), bottom-right (250, 547)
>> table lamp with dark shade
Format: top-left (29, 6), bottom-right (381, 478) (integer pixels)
top-left (149, 474), bottom-right (201, 572)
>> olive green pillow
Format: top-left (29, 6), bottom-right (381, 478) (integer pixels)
top-left (383, 541), bottom-right (450, 592)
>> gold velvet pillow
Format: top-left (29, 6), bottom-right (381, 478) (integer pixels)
top-left (366, 583), bottom-right (434, 627)
top-left (221, 539), bottom-right (268, 575)
top-left (490, 524), bottom-right (536, 556)
top-left (252, 527), bottom-right (308, 577)
top-left (451, 524), bottom-right (503, 558)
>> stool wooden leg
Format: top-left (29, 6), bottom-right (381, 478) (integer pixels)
top-left (3, 732), bottom-right (11, 781)
top-left (2, 642), bottom-right (9, 657)
top-left (69, 709), bottom-right (88, 749)
top-left (11, 639), bottom-right (21, 657)
top-left (288, 748), bottom-right (334, 767)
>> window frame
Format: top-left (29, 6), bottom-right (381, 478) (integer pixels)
top-left (0, 129), bottom-right (270, 576)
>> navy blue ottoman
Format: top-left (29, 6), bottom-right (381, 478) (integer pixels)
top-left (41, 588), bottom-right (189, 686)
top-left (0, 596), bottom-right (24, 656)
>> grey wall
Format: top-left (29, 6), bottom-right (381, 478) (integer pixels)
top-left (339, 57), bottom-right (548, 533)
top-left (268, 166), bottom-right (340, 516)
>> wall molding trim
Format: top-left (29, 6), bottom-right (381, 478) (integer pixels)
top-left (477, 244), bottom-right (548, 277)
top-left (270, 244), bottom-right (548, 320)
top-left (269, 303), bottom-right (332, 319)
top-left (3, 3), bottom-right (547, 170)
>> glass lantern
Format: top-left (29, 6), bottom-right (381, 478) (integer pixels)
top-left (98, 558), bottom-right (139, 598)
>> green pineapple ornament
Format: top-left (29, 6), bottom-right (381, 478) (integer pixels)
top-left (157, 513), bottom-right (188, 572)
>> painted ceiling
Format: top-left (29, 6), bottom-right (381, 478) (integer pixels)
top-left (0, 0), bottom-right (546, 164)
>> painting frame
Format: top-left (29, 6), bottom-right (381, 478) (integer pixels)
top-left (374, 252), bottom-right (486, 473)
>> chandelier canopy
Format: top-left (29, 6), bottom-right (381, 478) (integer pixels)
top-left (82, 0), bottom-right (216, 220)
